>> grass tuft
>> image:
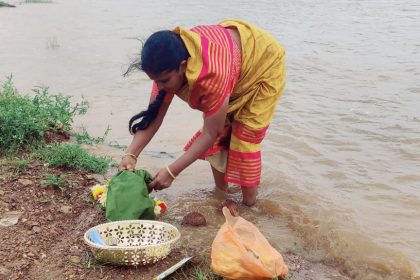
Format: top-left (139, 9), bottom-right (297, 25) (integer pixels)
top-left (72, 126), bottom-right (110, 145)
top-left (35, 144), bottom-right (111, 173)
top-left (10, 158), bottom-right (30, 173)
top-left (40, 173), bottom-right (77, 192)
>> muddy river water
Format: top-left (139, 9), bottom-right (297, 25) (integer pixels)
top-left (1, 0), bottom-right (420, 279)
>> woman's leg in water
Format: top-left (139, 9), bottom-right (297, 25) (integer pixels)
top-left (241, 185), bottom-right (258, 206)
top-left (211, 165), bottom-right (228, 191)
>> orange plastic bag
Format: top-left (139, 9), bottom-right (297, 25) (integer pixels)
top-left (211, 207), bottom-right (288, 279)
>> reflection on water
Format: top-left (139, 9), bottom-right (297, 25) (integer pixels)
top-left (1, 0), bottom-right (420, 279)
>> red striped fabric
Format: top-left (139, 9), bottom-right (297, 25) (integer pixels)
top-left (226, 150), bottom-right (262, 187)
top-left (181, 25), bottom-right (264, 187)
top-left (232, 122), bottom-right (269, 144)
top-left (188, 25), bottom-right (235, 116)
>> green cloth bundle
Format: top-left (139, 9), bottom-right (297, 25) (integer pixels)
top-left (105, 169), bottom-right (155, 221)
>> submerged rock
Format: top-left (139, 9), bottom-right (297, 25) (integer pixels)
top-left (181, 212), bottom-right (206, 226)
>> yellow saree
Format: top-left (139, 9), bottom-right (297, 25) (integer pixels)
top-left (156, 20), bottom-right (286, 187)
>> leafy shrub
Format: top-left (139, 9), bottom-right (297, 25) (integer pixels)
top-left (0, 76), bottom-right (88, 154)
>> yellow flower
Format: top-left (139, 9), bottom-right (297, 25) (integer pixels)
top-left (91, 184), bottom-right (107, 201)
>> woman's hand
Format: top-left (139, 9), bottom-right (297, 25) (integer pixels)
top-left (149, 168), bottom-right (175, 191)
top-left (118, 154), bottom-right (137, 171)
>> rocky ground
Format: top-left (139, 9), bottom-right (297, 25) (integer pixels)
top-left (0, 156), bottom-right (350, 280)
top-left (0, 160), bottom-right (188, 280)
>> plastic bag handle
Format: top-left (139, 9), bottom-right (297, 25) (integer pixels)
top-left (222, 206), bottom-right (238, 226)
top-left (222, 206), bottom-right (231, 218)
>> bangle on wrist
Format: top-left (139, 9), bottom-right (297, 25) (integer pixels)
top-left (123, 153), bottom-right (138, 161)
top-left (166, 166), bottom-right (176, 180)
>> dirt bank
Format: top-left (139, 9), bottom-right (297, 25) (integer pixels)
top-left (0, 156), bottom-right (350, 280)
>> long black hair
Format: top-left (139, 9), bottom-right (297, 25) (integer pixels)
top-left (125, 30), bottom-right (189, 134)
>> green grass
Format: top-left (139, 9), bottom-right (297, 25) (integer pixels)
top-left (10, 158), bottom-right (30, 173)
top-left (80, 251), bottom-right (104, 271)
top-left (40, 173), bottom-right (75, 192)
top-left (186, 268), bottom-right (221, 280)
top-left (0, 76), bottom-right (111, 174)
top-left (170, 250), bottom-right (289, 280)
top-left (35, 144), bottom-right (111, 173)
top-left (72, 126), bottom-right (110, 145)
top-left (172, 268), bottom-right (222, 280)
top-left (0, 76), bottom-right (88, 155)
top-left (171, 252), bottom-right (222, 280)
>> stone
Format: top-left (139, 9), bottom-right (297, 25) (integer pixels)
top-left (0, 211), bottom-right (23, 227)
top-left (69, 246), bottom-right (79, 254)
top-left (18, 179), bottom-right (33, 186)
top-left (181, 212), bottom-right (206, 226)
top-left (0, 266), bottom-right (10, 277)
top-left (68, 256), bottom-right (81, 264)
top-left (28, 221), bottom-right (40, 227)
top-left (60, 206), bottom-right (72, 214)
top-left (32, 226), bottom-right (42, 234)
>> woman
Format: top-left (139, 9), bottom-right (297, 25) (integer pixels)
top-left (120, 19), bottom-right (286, 206)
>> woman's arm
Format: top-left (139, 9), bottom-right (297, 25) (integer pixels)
top-left (149, 97), bottom-right (229, 189)
top-left (119, 93), bottom-right (173, 170)
top-left (170, 97), bottom-right (228, 175)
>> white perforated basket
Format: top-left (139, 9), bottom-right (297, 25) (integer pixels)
top-left (84, 220), bottom-right (180, 266)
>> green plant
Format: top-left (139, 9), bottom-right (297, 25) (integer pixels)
top-left (72, 126), bottom-right (110, 145)
top-left (11, 158), bottom-right (30, 173)
top-left (40, 173), bottom-right (71, 192)
top-left (31, 86), bottom-right (88, 133)
top-left (172, 254), bottom-right (222, 280)
top-left (80, 251), bottom-right (104, 271)
top-left (36, 144), bottom-right (111, 173)
top-left (0, 76), bottom-right (88, 154)
top-left (193, 268), bottom-right (220, 280)
top-left (173, 267), bottom-right (222, 280)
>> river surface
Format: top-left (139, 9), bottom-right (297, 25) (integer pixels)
top-left (1, 0), bottom-right (420, 279)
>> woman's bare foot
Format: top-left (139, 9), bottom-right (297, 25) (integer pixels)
top-left (219, 199), bottom-right (240, 217)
